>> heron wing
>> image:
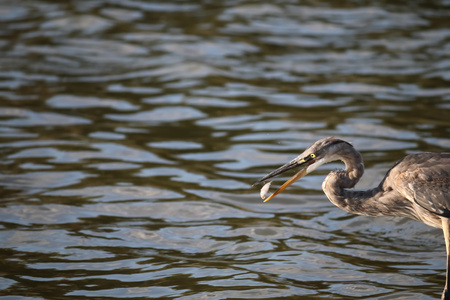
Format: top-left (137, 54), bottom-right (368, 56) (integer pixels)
top-left (391, 153), bottom-right (450, 218)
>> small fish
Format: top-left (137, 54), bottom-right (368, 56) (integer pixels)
top-left (260, 181), bottom-right (272, 200)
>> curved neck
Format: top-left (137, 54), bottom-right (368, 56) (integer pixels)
top-left (319, 144), bottom-right (426, 222)
top-left (327, 145), bottom-right (364, 189)
top-left (322, 146), bottom-right (370, 215)
top-left (321, 148), bottom-right (417, 219)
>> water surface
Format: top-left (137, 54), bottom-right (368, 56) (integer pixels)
top-left (1, 0), bottom-right (450, 299)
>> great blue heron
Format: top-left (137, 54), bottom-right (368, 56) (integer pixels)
top-left (253, 137), bottom-right (450, 299)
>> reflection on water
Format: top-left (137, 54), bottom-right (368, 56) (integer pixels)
top-left (1, 0), bottom-right (449, 299)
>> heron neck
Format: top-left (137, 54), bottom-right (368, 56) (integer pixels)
top-left (330, 146), bottom-right (364, 189)
top-left (321, 148), bottom-right (416, 219)
top-left (322, 147), bottom-right (368, 214)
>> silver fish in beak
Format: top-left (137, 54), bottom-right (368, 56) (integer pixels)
top-left (254, 153), bottom-right (316, 202)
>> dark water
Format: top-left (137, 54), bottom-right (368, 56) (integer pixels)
top-left (1, 0), bottom-right (450, 299)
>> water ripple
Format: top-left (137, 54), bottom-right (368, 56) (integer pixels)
top-left (1, 0), bottom-right (449, 299)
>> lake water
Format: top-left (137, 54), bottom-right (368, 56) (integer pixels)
top-left (1, 0), bottom-right (450, 299)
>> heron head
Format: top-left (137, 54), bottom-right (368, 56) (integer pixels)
top-left (253, 137), bottom-right (352, 202)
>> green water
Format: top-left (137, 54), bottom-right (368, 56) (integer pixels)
top-left (1, 1), bottom-right (450, 299)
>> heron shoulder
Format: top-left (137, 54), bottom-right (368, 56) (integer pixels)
top-left (383, 152), bottom-right (450, 219)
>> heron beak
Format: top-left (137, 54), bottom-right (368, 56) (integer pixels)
top-left (253, 156), bottom-right (314, 202)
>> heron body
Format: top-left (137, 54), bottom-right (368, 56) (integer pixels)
top-left (254, 137), bottom-right (450, 299)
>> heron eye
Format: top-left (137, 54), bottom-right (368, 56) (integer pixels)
top-left (310, 153), bottom-right (316, 159)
